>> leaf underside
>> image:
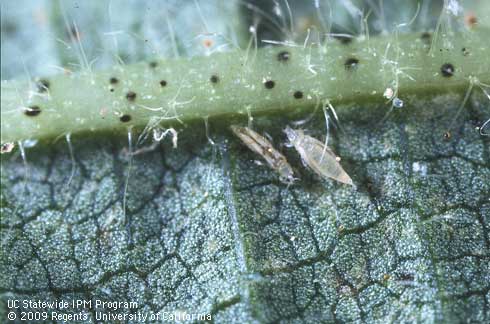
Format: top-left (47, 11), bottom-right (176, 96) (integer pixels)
top-left (1, 0), bottom-right (490, 323)
top-left (1, 95), bottom-right (489, 323)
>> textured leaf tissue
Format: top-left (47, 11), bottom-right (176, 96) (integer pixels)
top-left (1, 0), bottom-right (489, 323)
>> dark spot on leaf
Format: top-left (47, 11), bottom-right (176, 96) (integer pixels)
top-left (126, 91), bottom-right (137, 101)
top-left (120, 114), bottom-right (132, 123)
top-left (210, 75), bottom-right (219, 84)
top-left (420, 32), bottom-right (432, 45)
top-left (110, 88), bottom-right (114, 92)
top-left (149, 61), bottom-right (158, 68)
top-left (36, 79), bottom-right (50, 93)
top-left (334, 34), bottom-right (353, 44)
top-left (264, 80), bottom-right (275, 89)
top-left (24, 105), bottom-right (41, 117)
top-left (160, 80), bottom-right (167, 87)
top-left (344, 58), bottom-right (359, 70)
top-left (440, 63), bottom-right (455, 77)
top-left (277, 51), bottom-right (290, 62)
top-left (109, 77), bottom-right (119, 85)
top-left (462, 47), bottom-right (470, 56)
top-left (293, 91), bottom-right (303, 99)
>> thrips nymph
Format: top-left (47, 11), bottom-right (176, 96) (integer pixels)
top-left (284, 126), bottom-right (353, 186)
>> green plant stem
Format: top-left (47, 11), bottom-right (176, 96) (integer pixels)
top-left (1, 28), bottom-right (489, 144)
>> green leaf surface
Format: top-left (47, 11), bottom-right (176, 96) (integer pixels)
top-left (1, 1), bottom-right (490, 323)
top-left (1, 96), bottom-right (489, 323)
